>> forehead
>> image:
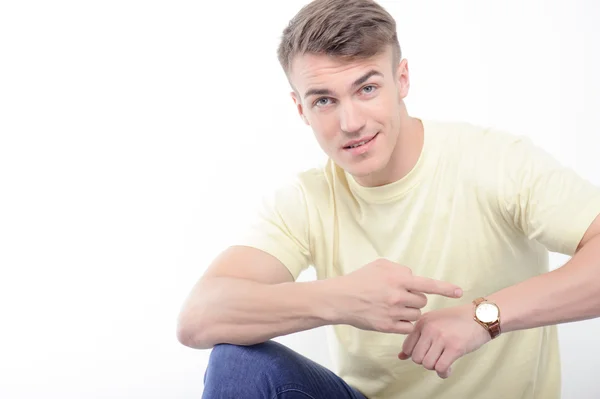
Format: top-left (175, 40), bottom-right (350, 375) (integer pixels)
top-left (289, 47), bottom-right (393, 94)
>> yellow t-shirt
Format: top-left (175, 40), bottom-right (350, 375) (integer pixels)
top-left (235, 119), bottom-right (600, 399)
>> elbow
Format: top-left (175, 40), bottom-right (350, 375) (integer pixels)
top-left (176, 310), bottom-right (215, 350)
top-left (176, 319), bottom-right (197, 348)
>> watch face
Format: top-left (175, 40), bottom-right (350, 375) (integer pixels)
top-left (476, 303), bottom-right (499, 323)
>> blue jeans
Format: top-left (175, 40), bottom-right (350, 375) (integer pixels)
top-left (202, 340), bottom-right (368, 399)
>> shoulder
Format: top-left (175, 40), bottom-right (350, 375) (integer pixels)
top-left (425, 119), bottom-right (545, 174)
top-left (425, 119), bottom-right (526, 151)
top-left (294, 157), bottom-right (349, 196)
top-left (262, 161), bottom-right (335, 213)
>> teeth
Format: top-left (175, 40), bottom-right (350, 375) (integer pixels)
top-left (349, 139), bottom-right (368, 148)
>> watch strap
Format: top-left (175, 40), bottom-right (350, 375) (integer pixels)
top-left (488, 320), bottom-right (501, 339)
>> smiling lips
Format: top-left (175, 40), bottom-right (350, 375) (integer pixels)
top-left (343, 132), bottom-right (379, 154)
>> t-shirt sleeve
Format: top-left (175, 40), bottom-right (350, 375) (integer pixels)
top-left (498, 135), bottom-right (600, 255)
top-left (232, 181), bottom-right (313, 280)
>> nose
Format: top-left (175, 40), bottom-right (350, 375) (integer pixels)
top-left (339, 101), bottom-right (366, 135)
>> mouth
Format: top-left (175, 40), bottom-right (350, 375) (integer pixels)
top-left (343, 132), bottom-right (379, 150)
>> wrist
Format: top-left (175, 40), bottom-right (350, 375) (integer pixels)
top-left (472, 297), bottom-right (502, 339)
top-left (485, 293), bottom-right (518, 333)
top-left (307, 278), bottom-right (346, 325)
top-left (312, 276), bottom-right (353, 325)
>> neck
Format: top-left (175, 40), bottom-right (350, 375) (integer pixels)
top-left (354, 116), bottom-right (424, 187)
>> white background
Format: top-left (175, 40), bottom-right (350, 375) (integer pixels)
top-left (1, 0), bottom-right (599, 398)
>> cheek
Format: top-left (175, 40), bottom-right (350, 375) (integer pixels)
top-left (369, 93), bottom-right (396, 118)
top-left (310, 115), bottom-right (339, 143)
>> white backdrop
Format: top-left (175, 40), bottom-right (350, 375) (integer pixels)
top-left (1, 0), bottom-right (599, 398)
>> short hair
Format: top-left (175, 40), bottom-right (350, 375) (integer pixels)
top-left (277, 0), bottom-right (401, 76)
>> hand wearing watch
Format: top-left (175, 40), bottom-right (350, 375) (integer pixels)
top-left (473, 297), bottom-right (502, 339)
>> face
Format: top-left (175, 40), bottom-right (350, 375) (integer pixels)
top-left (288, 46), bottom-right (410, 182)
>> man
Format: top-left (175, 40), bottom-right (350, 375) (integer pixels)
top-left (177, 0), bottom-right (600, 398)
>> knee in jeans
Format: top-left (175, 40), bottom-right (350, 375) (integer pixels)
top-left (207, 341), bottom-right (298, 379)
top-left (204, 342), bottom-right (324, 398)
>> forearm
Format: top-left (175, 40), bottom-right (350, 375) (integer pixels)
top-left (177, 277), bottom-right (340, 349)
top-left (488, 234), bottom-right (600, 333)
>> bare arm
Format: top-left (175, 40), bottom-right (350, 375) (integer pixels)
top-left (489, 213), bottom-right (600, 332)
top-left (176, 245), bottom-right (334, 349)
top-left (176, 247), bottom-right (463, 350)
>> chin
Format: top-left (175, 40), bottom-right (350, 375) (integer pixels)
top-left (340, 156), bottom-right (386, 179)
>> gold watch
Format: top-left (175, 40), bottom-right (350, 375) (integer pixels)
top-left (473, 297), bottom-right (501, 339)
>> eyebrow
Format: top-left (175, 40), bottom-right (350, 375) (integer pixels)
top-left (303, 69), bottom-right (384, 100)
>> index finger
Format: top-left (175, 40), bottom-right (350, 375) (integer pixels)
top-left (407, 276), bottom-right (463, 298)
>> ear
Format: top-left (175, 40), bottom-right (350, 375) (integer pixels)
top-left (395, 59), bottom-right (410, 99)
top-left (290, 91), bottom-right (310, 126)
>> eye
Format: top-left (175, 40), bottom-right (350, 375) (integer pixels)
top-left (362, 85), bottom-right (377, 94)
top-left (315, 97), bottom-right (332, 107)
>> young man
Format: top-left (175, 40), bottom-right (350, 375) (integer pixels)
top-left (177, 0), bottom-right (600, 398)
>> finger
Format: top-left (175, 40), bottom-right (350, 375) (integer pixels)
top-left (401, 328), bottom-right (421, 358)
top-left (437, 367), bottom-right (452, 379)
top-left (410, 336), bottom-right (432, 365)
top-left (422, 340), bottom-right (445, 371)
top-left (404, 291), bottom-right (428, 309)
top-left (392, 307), bottom-right (421, 322)
top-left (435, 349), bottom-right (462, 379)
top-left (390, 321), bottom-right (414, 335)
top-left (408, 276), bottom-right (463, 298)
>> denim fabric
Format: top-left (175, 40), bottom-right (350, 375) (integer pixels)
top-left (202, 340), bottom-right (367, 399)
